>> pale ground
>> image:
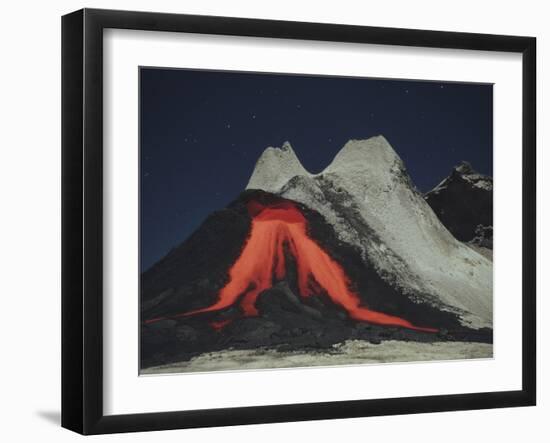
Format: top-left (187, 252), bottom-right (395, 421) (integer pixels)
top-left (142, 340), bottom-right (492, 375)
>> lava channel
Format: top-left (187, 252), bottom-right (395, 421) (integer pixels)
top-left (149, 200), bottom-right (437, 333)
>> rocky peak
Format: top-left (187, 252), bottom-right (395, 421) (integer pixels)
top-left (325, 135), bottom-right (400, 174)
top-left (453, 161), bottom-right (475, 176)
top-left (425, 162), bottom-right (493, 244)
top-left (246, 141), bottom-right (309, 193)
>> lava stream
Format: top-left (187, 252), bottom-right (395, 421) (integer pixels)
top-left (178, 200), bottom-right (436, 333)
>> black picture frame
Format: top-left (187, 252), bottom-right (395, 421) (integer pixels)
top-left (62, 8), bottom-right (536, 435)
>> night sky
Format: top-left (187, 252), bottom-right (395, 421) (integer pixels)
top-left (140, 68), bottom-right (492, 272)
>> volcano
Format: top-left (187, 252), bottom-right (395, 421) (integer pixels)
top-left (147, 198), bottom-right (436, 333)
top-left (140, 136), bottom-right (493, 370)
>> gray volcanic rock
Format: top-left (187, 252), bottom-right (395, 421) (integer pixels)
top-left (247, 141), bottom-right (309, 191)
top-left (424, 161), bottom-right (493, 245)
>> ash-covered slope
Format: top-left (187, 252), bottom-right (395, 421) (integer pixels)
top-left (424, 162), bottom-right (493, 246)
top-left (246, 136), bottom-right (493, 329)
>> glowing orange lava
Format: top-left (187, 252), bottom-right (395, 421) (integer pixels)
top-left (174, 200), bottom-right (437, 333)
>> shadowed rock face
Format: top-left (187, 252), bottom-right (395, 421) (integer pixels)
top-left (471, 225), bottom-right (493, 250)
top-left (424, 162), bottom-right (493, 245)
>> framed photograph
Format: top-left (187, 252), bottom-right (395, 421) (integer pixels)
top-left (62, 8), bottom-right (536, 435)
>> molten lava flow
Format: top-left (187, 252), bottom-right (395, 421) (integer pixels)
top-left (181, 200), bottom-right (437, 333)
top-left (209, 319), bottom-right (232, 331)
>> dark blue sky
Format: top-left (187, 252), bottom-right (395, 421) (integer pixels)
top-left (140, 68), bottom-right (492, 272)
